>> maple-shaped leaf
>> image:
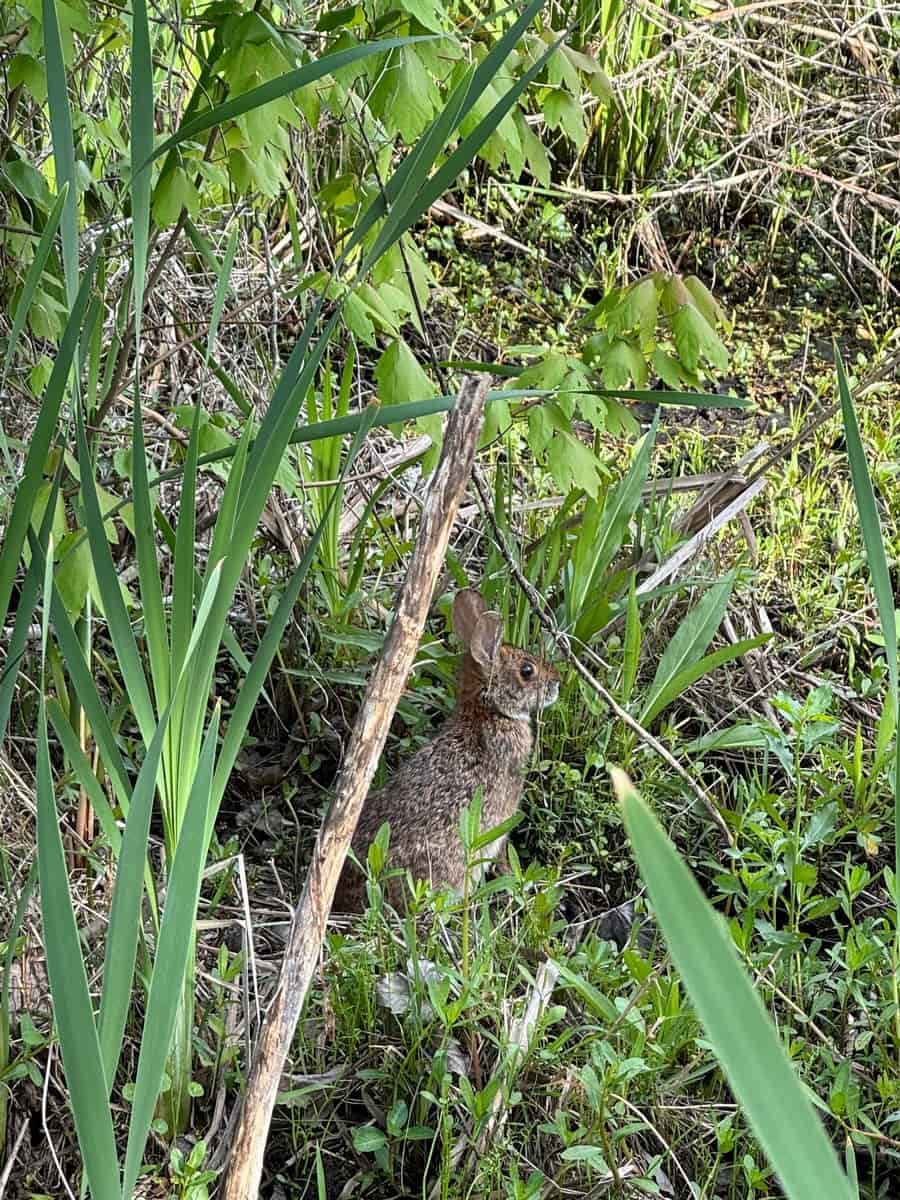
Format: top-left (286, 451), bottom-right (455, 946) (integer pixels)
top-left (547, 431), bottom-right (603, 498)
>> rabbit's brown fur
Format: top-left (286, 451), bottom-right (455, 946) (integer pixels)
top-left (332, 588), bottom-right (560, 913)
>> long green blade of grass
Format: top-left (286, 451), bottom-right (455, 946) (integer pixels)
top-left (0, 465), bottom-right (62, 741)
top-left (0, 861), bottom-right (37, 1150)
top-left (346, 0), bottom-right (545, 266)
top-left (573, 412), bottom-right (658, 633)
top-left (97, 706), bottom-right (170, 1093)
top-left (122, 708), bottom-right (220, 1199)
top-left (73, 393), bottom-right (156, 749)
top-left (361, 9), bottom-right (557, 275)
top-left (37, 704), bottom-right (120, 1199)
top-left (40, 0), bottom-right (79, 304)
top-left (640, 569), bottom-right (737, 722)
top-left (205, 225), bottom-right (239, 366)
top-left (641, 633), bottom-right (772, 724)
top-left (835, 348), bottom-right (900, 888)
top-left (130, 0), bottom-right (153, 329)
top-left (46, 698), bottom-right (123, 855)
top-left (31, 537), bottom-right (132, 811)
top-left (614, 769), bottom-right (853, 1200)
top-left (0, 253), bottom-right (98, 640)
top-left (209, 405), bottom-right (377, 823)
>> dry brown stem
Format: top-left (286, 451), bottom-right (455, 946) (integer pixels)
top-left (219, 374), bottom-right (489, 1198)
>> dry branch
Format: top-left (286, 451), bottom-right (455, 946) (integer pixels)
top-left (220, 374), bottom-right (489, 1198)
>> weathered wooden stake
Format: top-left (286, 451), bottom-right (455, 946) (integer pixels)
top-left (221, 375), bottom-right (488, 1198)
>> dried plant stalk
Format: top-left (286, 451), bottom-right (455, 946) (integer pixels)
top-left (221, 374), bottom-right (489, 1199)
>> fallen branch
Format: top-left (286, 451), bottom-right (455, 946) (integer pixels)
top-left (219, 375), bottom-right (489, 1198)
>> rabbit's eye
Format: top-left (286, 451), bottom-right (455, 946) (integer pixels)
top-left (520, 661), bottom-right (535, 681)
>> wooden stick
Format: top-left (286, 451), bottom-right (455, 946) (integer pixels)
top-left (220, 375), bottom-right (489, 1199)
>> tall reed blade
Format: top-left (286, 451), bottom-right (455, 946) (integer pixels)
top-left (614, 769), bottom-right (854, 1200)
top-left (835, 348), bottom-right (900, 890)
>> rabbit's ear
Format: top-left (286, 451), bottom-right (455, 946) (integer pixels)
top-left (469, 611), bottom-right (504, 668)
top-left (453, 588), bottom-right (487, 643)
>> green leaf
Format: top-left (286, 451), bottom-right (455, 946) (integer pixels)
top-left (206, 224), bottom-right (239, 365)
top-left (122, 710), bottom-right (220, 1199)
top-left (41, 0), bottom-right (79, 303)
top-left (607, 277), bottom-right (659, 345)
top-left (601, 338), bottom-right (648, 389)
top-left (621, 574), bottom-right (641, 706)
top-left (370, 46), bottom-right (442, 141)
top-left (571, 413), bottom-right (657, 636)
top-left (97, 705), bottom-right (171, 1093)
top-left (373, 338), bottom-right (440, 466)
top-left (374, 339), bottom-right (435, 409)
top-left (402, 0), bottom-right (447, 33)
top-left (640, 571), bottom-right (737, 722)
top-left (0, 250), bottom-right (98, 642)
top-left (543, 89), bottom-right (587, 147)
top-left (615, 770), bottom-right (854, 1200)
top-left (37, 708), bottom-right (120, 1199)
top-left (683, 275), bottom-right (728, 330)
top-left (515, 109), bottom-right (551, 185)
top-left (547, 431), bottom-right (603, 498)
top-left (836, 347), bottom-right (900, 886)
top-left (642, 633), bottom-right (772, 724)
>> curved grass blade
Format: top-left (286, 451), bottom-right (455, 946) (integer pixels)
top-left (46, 697), bottom-right (122, 856)
top-left (347, 0), bottom-right (546, 268)
top-left (0, 861), bottom-right (37, 1151)
top-left (97, 703), bottom-right (171, 1093)
top-left (640, 569), bottom-right (737, 723)
top-left (641, 633), bottom-right (772, 725)
top-left (28, 531), bottom-right (132, 811)
top-left (40, 0), bottom-right (79, 304)
top-left (205, 225), bottom-right (239, 366)
top-left (209, 406), bottom-right (377, 825)
top-left (73, 394), bottom-right (156, 748)
top-left (0, 253), bottom-right (99, 638)
top-left (0, 185), bottom-right (68, 443)
top-left (37, 705), bottom-right (119, 1198)
top-left (130, 0), bottom-right (153, 327)
top-left (614, 769), bottom-right (853, 1200)
top-left (0, 463), bottom-right (61, 742)
top-left (122, 708), bottom-right (220, 1199)
top-left (361, 8), bottom-right (557, 274)
top-left (835, 347), bottom-right (900, 887)
top-left (575, 411), bottom-right (658, 633)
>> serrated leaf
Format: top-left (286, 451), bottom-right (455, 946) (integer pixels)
top-left (402, 0), bottom-right (447, 34)
top-left (607, 277), bottom-right (659, 345)
top-left (516, 350), bottom-right (569, 392)
top-left (684, 275), bottom-right (728, 330)
top-left (370, 47), bottom-right (440, 142)
top-left (374, 339), bottom-right (435, 410)
top-left (652, 347), bottom-right (687, 389)
top-left (528, 405), bottom-right (553, 454)
top-left (671, 304), bottom-right (728, 374)
top-left (547, 431), bottom-right (602, 498)
top-left (543, 89), bottom-right (587, 148)
top-left (601, 338), bottom-right (647, 389)
top-left (515, 109), bottom-right (551, 186)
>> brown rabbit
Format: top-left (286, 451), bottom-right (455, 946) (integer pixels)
top-left (332, 588), bottom-right (561, 913)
